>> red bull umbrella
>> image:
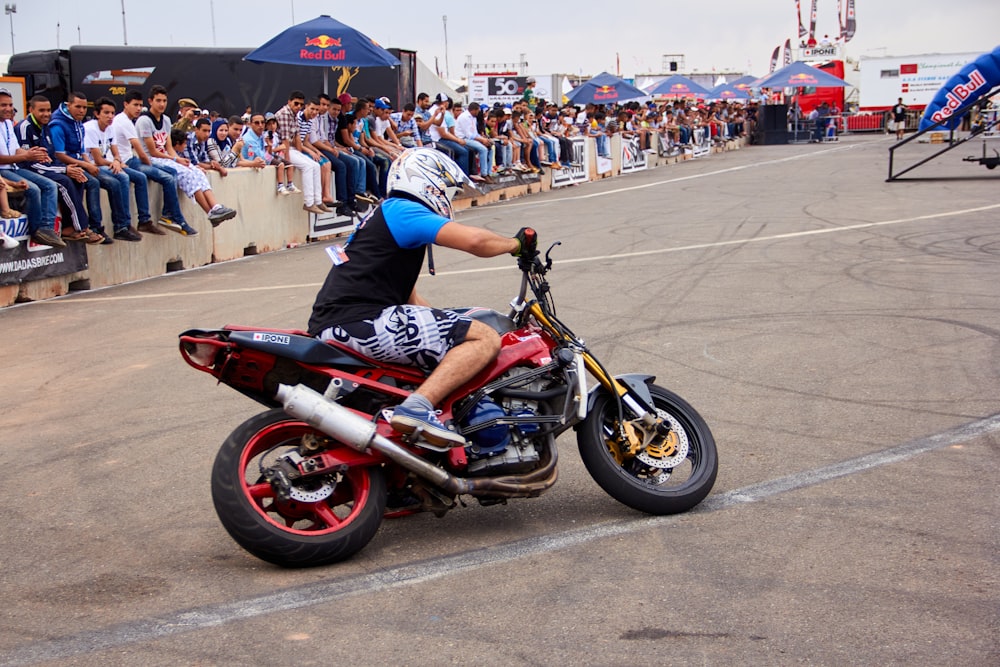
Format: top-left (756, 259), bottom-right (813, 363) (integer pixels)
top-left (245, 15), bottom-right (400, 92)
top-left (645, 75), bottom-right (711, 98)
top-left (752, 61), bottom-right (848, 89)
top-left (706, 83), bottom-right (751, 101)
top-left (565, 72), bottom-right (648, 105)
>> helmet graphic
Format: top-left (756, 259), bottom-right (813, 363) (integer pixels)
top-left (386, 148), bottom-right (472, 219)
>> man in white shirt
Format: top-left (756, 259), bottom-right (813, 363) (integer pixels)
top-left (111, 90), bottom-right (183, 236)
top-left (83, 96), bottom-right (143, 241)
top-left (455, 102), bottom-right (494, 183)
top-left (427, 94), bottom-right (470, 177)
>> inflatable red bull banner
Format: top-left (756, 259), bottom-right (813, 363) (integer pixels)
top-left (919, 45), bottom-right (1000, 131)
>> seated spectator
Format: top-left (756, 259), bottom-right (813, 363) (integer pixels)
top-left (369, 98), bottom-right (405, 160)
top-left (83, 96), bottom-right (143, 241)
top-left (455, 101), bottom-right (494, 183)
top-left (168, 129), bottom-right (238, 227)
top-left (17, 94), bottom-right (101, 243)
top-left (311, 95), bottom-right (364, 216)
top-left (325, 96), bottom-right (373, 207)
top-left (533, 107), bottom-right (563, 169)
top-left (174, 98), bottom-right (200, 133)
top-left (0, 89), bottom-right (63, 246)
top-left (589, 111), bottom-right (611, 158)
top-left (111, 89), bottom-right (185, 237)
top-left (484, 109), bottom-right (512, 173)
top-left (335, 111), bottom-right (381, 201)
top-left (223, 116), bottom-right (247, 166)
top-left (390, 103), bottom-right (421, 148)
top-left (49, 91), bottom-right (118, 243)
top-left (262, 115), bottom-right (298, 194)
top-left (427, 94), bottom-right (470, 177)
top-left (185, 117), bottom-right (229, 177)
top-left (297, 98), bottom-right (338, 210)
top-left (136, 85), bottom-right (236, 230)
top-left (274, 90), bottom-right (324, 213)
top-left (352, 98), bottom-right (389, 196)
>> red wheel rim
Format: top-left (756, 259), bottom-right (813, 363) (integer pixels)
top-left (238, 421), bottom-right (372, 536)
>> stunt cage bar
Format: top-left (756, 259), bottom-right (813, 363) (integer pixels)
top-left (887, 84), bottom-right (1000, 182)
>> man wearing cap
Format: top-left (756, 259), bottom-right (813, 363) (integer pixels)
top-left (174, 98), bottom-right (200, 133)
top-left (427, 94), bottom-right (470, 177)
top-left (521, 77), bottom-right (536, 107)
top-left (369, 97), bottom-right (404, 161)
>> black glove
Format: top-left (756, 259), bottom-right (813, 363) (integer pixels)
top-left (512, 227), bottom-right (537, 258)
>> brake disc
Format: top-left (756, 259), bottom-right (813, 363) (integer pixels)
top-left (636, 410), bottom-right (689, 470)
top-left (286, 479), bottom-right (336, 503)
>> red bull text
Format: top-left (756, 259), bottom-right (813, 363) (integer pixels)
top-left (301, 34), bottom-right (346, 61)
top-left (929, 69), bottom-right (988, 124)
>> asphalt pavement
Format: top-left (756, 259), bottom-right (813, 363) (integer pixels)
top-left (1, 135), bottom-right (997, 666)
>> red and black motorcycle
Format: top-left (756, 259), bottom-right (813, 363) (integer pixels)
top-left (179, 235), bottom-right (718, 567)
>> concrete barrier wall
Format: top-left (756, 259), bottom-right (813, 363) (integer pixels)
top-left (3, 137), bottom-right (744, 306)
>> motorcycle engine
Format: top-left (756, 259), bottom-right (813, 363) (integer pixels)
top-left (460, 369), bottom-right (545, 475)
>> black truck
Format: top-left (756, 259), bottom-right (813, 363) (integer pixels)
top-left (6, 45), bottom-right (417, 117)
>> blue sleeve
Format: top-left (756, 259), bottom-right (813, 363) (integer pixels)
top-left (381, 198), bottom-right (450, 249)
top-left (50, 124), bottom-right (67, 153)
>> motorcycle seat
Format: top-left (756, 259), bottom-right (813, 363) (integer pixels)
top-left (450, 307), bottom-right (517, 334)
top-left (227, 330), bottom-right (374, 367)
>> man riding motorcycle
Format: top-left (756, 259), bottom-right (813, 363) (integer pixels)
top-left (307, 148), bottom-right (535, 447)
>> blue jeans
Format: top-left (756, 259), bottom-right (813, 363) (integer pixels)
top-left (121, 166), bottom-right (152, 223)
top-left (4, 169), bottom-right (57, 233)
top-left (96, 167), bottom-right (132, 230)
top-left (339, 151), bottom-right (366, 195)
top-left (320, 150), bottom-right (352, 202)
top-left (436, 139), bottom-right (470, 176)
top-left (40, 171), bottom-right (89, 231)
top-left (462, 139), bottom-right (490, 176)
top-left (82, 171), bottom-right (105, 231)
top-left (126, 157), bottom-right (187, 224)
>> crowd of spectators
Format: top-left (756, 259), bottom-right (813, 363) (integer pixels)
top-left (0, 82), bottom-right (753, 251)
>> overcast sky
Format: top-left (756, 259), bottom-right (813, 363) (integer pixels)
top-left (7, 1), bottom-right (1000, 78)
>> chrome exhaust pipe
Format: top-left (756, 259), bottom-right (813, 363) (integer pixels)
top-left (276, 383), bottom-right (470, 493)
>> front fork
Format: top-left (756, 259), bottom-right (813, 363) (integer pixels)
top-left (527, 304), bottom-right (672, 460)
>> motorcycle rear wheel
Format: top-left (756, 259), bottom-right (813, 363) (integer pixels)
top-left (211, 408), bottom-right (386, 567)
top-left (578, 384), bottom-right (717, 515)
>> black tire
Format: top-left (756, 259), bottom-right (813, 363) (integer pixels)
top-left (578, 384), bottom-right (717, 515)
top-left (211, 408), bottom-right (386, 568)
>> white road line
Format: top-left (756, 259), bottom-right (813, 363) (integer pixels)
top-left (5, 411), bottom-right (998, 666)
top-left (30, 202), bottom-right (1000, 304)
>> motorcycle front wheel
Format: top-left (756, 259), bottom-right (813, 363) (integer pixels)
top-left (578, 384), bottom-right (717, 515)
top-left (211, 408), bottom-right (386, 568)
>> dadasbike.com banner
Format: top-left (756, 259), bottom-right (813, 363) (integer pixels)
top-left (0, 216), bottom-right (88, 287)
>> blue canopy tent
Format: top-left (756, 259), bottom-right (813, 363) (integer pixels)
top-left (707, 83), bottom-right (751, 101)
top-left (752, 61), bottom-right (848, 90)
top-left (646, 75), bottom-right (711, 98)
top-left (565, 72), bottom-right (647, 105)
top-left (245, 15), bottom-right (400, 94)
top-left (729, 75), bottom-right (759, 92)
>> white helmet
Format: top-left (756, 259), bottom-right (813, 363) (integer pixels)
top-left (386, 148), bottom-right (472, 219)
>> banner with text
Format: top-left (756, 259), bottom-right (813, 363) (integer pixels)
top-left (0, 216), bottom-right (89, 286)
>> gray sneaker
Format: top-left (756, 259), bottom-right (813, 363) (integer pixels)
top-left (31, 228), bottom-right (67, 248)
top-left (390, 405), bottom-right (466, 448)
top-left (208, 206), bottom-right (237, 226)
